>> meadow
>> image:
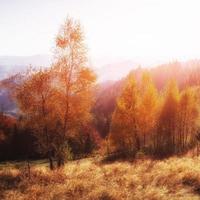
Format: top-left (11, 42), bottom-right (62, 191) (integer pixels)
top-left (1, 155), bottom-right (200, 200)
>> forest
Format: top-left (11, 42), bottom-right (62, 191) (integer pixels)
top-left (1, 18), bottom-right (200, 166)
top-left (2, 17), bottom-right (200, 200)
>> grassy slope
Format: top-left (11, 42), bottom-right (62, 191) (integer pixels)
top-left (1, 156), bottom-right (200, 200)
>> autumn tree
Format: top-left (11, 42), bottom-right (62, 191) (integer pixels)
top-left (13, 18), bottom-right (96, 168)
top-left (52, 18), bottom-right (96, 166)
top-left (138, 72), bottom-right (159, 149)
top-left (109, 74), bottom-right (140, 155)
top-left (177, 88), bottom-right (199, 152)
top-left (15, 69), bottom-right (57, 169)
top-left (0, 112), bottom-right (16, 160)
top-left (155, 80), bottom-right (180, 156)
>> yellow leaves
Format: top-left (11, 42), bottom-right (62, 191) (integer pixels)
top-left (138, 74), bottom-right (159, 138)
top-left (56, 18), bottom-right (82, 51)
top-left (16, 70), bottom-right (53, 114)
top-left (110, 74), bottom-right (141, 150)
top-left (78, 68), bottom-right (96, 83)
top-left (165, 79), bottom-right (180, 102)
top-left (179, 87), bottom-right (199, 126)
top-left (75, 68), bottom-right (96, 93)
top-left (119, 74), bottom-right (138, 111)
top-left (56, 36), bottom-right (68, 49)
top-left (160, 80), bottom-right (180, 120)
top-left (70, 27), bottom-right (82, 42)
top-left (180, 88), bottom-right (196, 109)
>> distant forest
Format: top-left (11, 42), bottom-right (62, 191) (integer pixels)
top-left (1, 18), bottom-right (200, 169)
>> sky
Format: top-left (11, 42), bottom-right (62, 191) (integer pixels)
top-left (1, 0), bottom-right (200, 66)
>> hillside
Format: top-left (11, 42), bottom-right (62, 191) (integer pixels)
top-left (1, 156), bottom-right (200, 200)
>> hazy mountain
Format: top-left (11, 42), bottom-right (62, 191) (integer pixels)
top-left (0, 55), bottom-right (52, 80)
top-left (0, 55), bottom-right (52, 66)
top-left (0, 55), bottom-right (139, 82)
top-left (96, 60), bottom-right (139, 82)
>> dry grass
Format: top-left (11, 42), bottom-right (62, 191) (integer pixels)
top-left (1, 156), bottom-right (200, 199)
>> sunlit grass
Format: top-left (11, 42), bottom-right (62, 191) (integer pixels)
top-left (1, 156), bottom-right (200, 199)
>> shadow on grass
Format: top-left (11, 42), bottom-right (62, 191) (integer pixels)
top-left (100, 150), bottom-right (183, 164)
top-left (182, 176), bottom-right (200, 195)
top-left (0, 159), bottom-right (50, 171)
top-left (0, 170), bottom-right (21, 200)
top-left (100, 151), bottom-right (136, 164)
top-left (0, 173), bottom-right (20, 190)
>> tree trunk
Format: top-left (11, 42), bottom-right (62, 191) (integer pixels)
top-left (26, 159), bottom-right (31, 179)
top-left (57, 158), bottom-right (61, 168)
top-left (135, 133), bottom-right (140, 151)
top-left (57, 157), bottom-right (64, 168)
top-left (48, 153), bottom-right (54, 170)
top-left (143, 134), bottom-right (146, 147)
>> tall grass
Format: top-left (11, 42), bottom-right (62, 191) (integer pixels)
top-left (1, 156), bottom-right (200, 199)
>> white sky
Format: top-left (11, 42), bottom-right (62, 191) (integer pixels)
top-left (0, 0), bottom-right (200, 65)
